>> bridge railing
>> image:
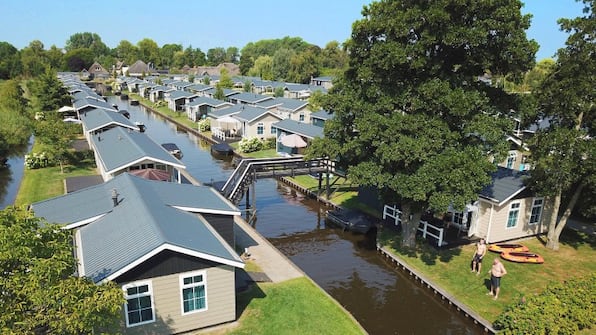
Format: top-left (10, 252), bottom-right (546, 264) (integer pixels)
top-left (221, 157), bottom-right (332, 203)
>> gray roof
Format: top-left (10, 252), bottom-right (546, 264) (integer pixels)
top-left (310, 109), bottom-right (334, 121)
top-left (233, 106), bottom-right (280, 123)
top-left (73, 90), bottom-right (104, 102)
top-left (229, 92), bottom-right (273, 104)
top-left (269, 97), bottom-right (308, 112)
top-left (272, 119), bottom-right (324, 139)
top-left (31, 173), bottom-right (243, 283)
top-left (479, 167), bottom-right (528, 205)
top-left (79, 108), bottom-right (139, 133)
top-left (149, 85), bottom-right (173, 94)
top-left (187, 83), bottom-right (212, 92)
top-left (166, 90), bottom-right (196, 100)
top-left (187, 97), bottom-right (231, 108)
top-left (91, 127), bottom-right (185, 174)
top-left (73, 97), bottom-right (117, 112)
top-left (207, 104), bottom-right (245, 118)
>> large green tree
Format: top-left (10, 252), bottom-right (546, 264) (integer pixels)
top-left (63, 48), bottom-right (95, 72)
top-left (114, 40), bottom-right (139, 65)
top-left (527, 0), bottom-right (595, 250)
top-left (30, 67), bottom-right (70, 112)
top-left (0, 206), bottom-right (123, 334)
top-left (20, 40), bottom-right (48, 77)
top-left (64, 32), bottom-right (109, 58)
top-left (0, 42), bottom-right (22, 79)
top-left (308, 0), bottom-right (537, 247)
top-left (207, 47), bottom-right (227, 66)
top-left (0, 80), bottom-right (32, 162)
top-left (137, 38), bottom-right (160, 66)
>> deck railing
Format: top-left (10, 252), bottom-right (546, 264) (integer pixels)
top-left (383, 204), bottom-right (446, 247)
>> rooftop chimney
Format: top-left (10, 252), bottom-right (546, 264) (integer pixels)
top-left (111, 188), bottom-right (119, 207)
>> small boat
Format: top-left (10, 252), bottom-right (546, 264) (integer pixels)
top-left (325, 208), bottom-right (376, 234)
top-left (501, 251), bottom-right (544, 264)
top-left (161, 143), bottom-right (183, 159)
top-left (120, 94), bottom-right (129, 100)
top-left (211, 142), bottom-right (234, 156)
top-left (112, 103), bottom-right (119, 110)
top-left (130, 99), bottom-right (139, 106)
top-left (134, 121), bottom-right (146, 132)
top-left (488, 243), bottom-right (530, 253)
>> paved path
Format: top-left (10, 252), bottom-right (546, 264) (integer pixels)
top-left (234, 216), bottom-right (304, 283)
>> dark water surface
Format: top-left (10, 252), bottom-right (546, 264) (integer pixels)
top-left (1, 97), bottom-right (481, 334)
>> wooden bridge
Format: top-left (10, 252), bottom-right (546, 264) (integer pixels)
top-left (220, 157), bottom-right (337, 205)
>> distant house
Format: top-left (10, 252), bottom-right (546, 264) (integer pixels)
top-left (149, 85), bottom-right (174, 103)
top-left (272, 118), bottom-right (323, 156)
top-left (79, 107), bottom-right (140, 141)
top-left (233, 106), bottom-right (283, 140)
top-left (30, 173), bottom-right (244, 334)
top-left (164, 90), bottom-right (197, 111)
top-left (257, 97), bottom-right (310, 122)
top-left (188, 62), bottom-right (241, 77)
top-left (310, 76), bottom-right (334, 89)
top-left (74, 97), bottom-right (117, 114)
top-left (284, 83), bottom-right (327, 100)
top-left (89, 126), bottom-right (186, 182)
top-left (88, 61), bottom-right (110, 80)
top-left (127, 60), bottom-right (155, 77)
top-left (186, 97), bottom-right (233, 122)
top-left (227, 92), bottom-right (273, 105)
top-left (310, 109), bottom-right (334, 128)
top-left (446, 167), bottom-right (552, 243)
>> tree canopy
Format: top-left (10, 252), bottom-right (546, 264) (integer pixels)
top-left (0, 206), bottom-right (123, 334)
top-left (308, 0), bottom-right (537, 247)
top-left (527, 0), bottom-right (595, 250)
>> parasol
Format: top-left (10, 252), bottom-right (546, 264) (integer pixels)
top-left (280, 134), bottom-right (307, 148)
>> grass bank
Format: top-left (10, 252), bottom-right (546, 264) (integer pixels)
top-left (14, 141), bottom-right (97, 207)
top-left (378, 227), bottom-right (596, 323)
top-left (202, 277), bottom-right (364, 335)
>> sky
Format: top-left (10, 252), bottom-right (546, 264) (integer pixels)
top-left (0, 0), bottom-right (587, 61)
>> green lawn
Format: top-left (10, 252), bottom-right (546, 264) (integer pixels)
top-left (211, 277), bottom-right (364, 335)
top-left (378, 228), bottom-right (596, 323)
top-left (14, 140), bottom-right (98, 207)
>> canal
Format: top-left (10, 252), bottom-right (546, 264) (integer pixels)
top-left (1, 97), bottom-right (482, 334)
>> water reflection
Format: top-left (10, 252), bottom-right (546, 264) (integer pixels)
top-left (0, 139), bottom-right (32, 209)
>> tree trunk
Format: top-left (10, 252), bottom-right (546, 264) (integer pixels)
top-left (546, 184), bottom-right (584, 250)
top-left (401, 202), bottom-right (422, 248)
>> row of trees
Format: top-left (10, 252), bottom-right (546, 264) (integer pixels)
top-left (0, 32), bottom-right (348, 83)
top-left (308, 0), bottom-right (594, 251)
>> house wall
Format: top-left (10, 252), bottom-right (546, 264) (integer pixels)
top-left (120, 264), bottom-right (236, 335)
top-left (243, 114), bottom-right (281, 140)
top-left (476, 195), bottom-right (552, 243)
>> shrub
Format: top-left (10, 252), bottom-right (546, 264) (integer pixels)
top-left (264, 137), bottom-right (276, 149)
top-left (24, 151), bottom-right (50, 169)
top-left (197, 118), bottom-right (210, 132)
top-left (494, 273), bottom-right (596, 334)
top-left (238, 137), bottom-right (263, 153)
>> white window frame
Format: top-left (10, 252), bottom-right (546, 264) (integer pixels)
top-left (179, 271), bottom-right (208, 315)
top-left (506, 202), bottom-right (521, 229)
top-left (123, 281), bottom-right (155, 327)
top-left (256, 122), bottom-right (264, 135)
top-left (299, 112), bottom-right (305, 122)
top-left (506, 151), bottom-right (517, 169)
top-left (529, 197), bottom-right (544, 225)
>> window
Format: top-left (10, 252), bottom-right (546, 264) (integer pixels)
top-left (257, 122), bottom-right (264, 135)
top-left (529, 198), bottom-right (544, 225)
top-left (271, 127), bottom-right (276, 135)
top-left (299, 113), bottom-right (305, 122)
top-left (180, 271), bottom-right (207, 314)
top-left (506, 152), bottom-right (517, 169)
top-left (507, 202), bottom-right (520, 228)
top-left (124, 282), bottom-right (154, 327)
top-left (453, 211), bottom-right (464, 225)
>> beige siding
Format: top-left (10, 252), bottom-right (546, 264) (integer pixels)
top-left (244, 114), bottom-right (281, 139)
top-left (122, 265), bottom-right (236, 335)
top-left (477, 197), bottom-right (551, 243)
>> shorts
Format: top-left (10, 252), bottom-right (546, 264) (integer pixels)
top-left (491, 274), bottom-right (501, 288)
top-left (473, 254), bottom-right (483, 263)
